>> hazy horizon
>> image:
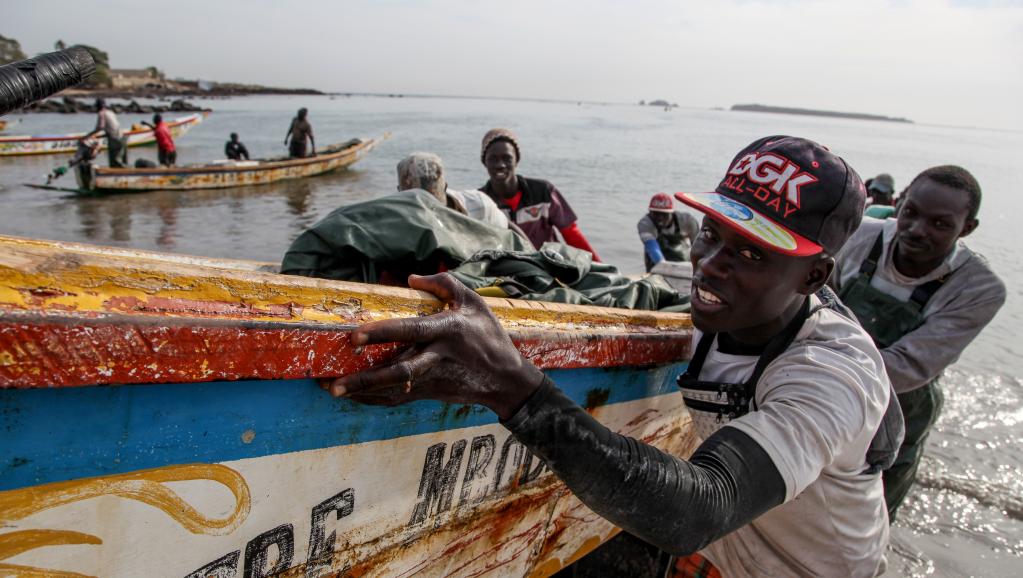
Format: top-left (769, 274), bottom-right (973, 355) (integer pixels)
top-left (5, 0), bottom-right (1023, 130)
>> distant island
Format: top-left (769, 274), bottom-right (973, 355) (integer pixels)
top-left (731, 104), bottom-right (912, 124)
top-left (640, 99), bottom-right (679, 108)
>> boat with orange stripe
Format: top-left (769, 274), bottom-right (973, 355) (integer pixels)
top-left (0, 112), bottom-right (205, 156)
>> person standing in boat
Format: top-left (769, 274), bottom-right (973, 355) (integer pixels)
top-left (638, 192), bottom-right (700, 272)
top-left (479, 128), bottom-right (601, 260)
top-left (225, 133), bottom-right (250, 161)
top-left (831, 165), bottom-right (1005, 521)
top-left (284, 108), bottom-right (315, 158)
top-left (328, 136), bottom-right (901, 578)
top-left (89, 98), bottom-right (127, 168)
top-left (141, 114), bottom-right (176, 166)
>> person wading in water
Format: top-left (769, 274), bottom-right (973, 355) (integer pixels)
top-left (638, 192), bottom-right (700, 272)
top-left (832, 165), bottom-right (1005, 521)
top-left (326, 136), bottom-right (902, 578)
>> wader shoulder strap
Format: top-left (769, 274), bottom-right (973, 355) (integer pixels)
top-left (680, 297), bottom-right (812, 412)
top-left (909, 275), bottom-right (949, 308)
top-left (859, 232), bottom-right (950, 309)
top-left (680, 330), bottom-right (716, 381)
top-left (859, 233), bottom-right (885, 277)
top-left (743, 298), bottom-right (812, 410)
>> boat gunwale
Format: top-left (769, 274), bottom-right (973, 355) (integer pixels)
top-left (0, 235), bottom-right (693, 389)
top-left (0, 233), bottom-right (691, 327)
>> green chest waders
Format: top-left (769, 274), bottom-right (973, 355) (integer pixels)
top-left (839, 234), bottom-right (949, 521)
top-left (644, 214), bottom-right (692, 272)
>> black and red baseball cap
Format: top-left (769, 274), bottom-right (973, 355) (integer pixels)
top-left (675, 136), bottom-right (866, 256)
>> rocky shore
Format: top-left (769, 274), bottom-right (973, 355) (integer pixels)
top-left (22, 96), bottom-right (208, 114)
top-left (17, 82), bottom-right (323, 114)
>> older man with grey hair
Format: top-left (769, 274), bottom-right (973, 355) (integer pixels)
top-left (397, 152), bottom-right (511, 232)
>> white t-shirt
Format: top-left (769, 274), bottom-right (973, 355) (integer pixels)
top-left (686, 296), bottom-right (891, 577)
top-left (95, 108), bottom-right (122, 139)
top-left (447, 189), bottom-right (509, 230)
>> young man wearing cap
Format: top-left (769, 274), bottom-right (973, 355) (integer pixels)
top-left (832, 165), bottom-right (1005, 521)
top-left (637, 192), bottom-right (700, 272)
top-left (479, 128), bottom-right (601, 260)
top-left (328, 136), bottom-right (895, 577)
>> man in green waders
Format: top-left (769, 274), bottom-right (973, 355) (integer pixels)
top-left (832, 165), bottom-right (1005, 520)
top-left (637, 192), bottom-right (700, 272)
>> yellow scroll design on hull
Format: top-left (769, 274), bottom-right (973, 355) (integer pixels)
top-left (0, 530), bottom-right (101, 577)
top-left (0, 464), bottom-right (251, 576)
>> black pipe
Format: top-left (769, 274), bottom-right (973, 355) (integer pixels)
top-left (0, 46), bottom-right (95, 116)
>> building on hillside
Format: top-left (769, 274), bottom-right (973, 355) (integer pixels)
top-left (111, 68), bottom-right (169, 90)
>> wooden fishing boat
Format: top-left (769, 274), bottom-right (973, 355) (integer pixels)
top-left (71, 138), bottom-right (380, 194)
top-left (0, 112), bottom-right (205, 157)
top-left (0, 235), bottom-right (697, 578)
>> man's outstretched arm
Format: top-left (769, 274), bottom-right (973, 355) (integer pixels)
top-left (328, 273), bottom-right (785, 554)
top-left (504, 376), bottom-right (784, 554)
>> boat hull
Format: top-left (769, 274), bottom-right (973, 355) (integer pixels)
top-left (0, 113), bottom-right (206, 157)
top-left (0, 235), bottom-right (696, 577)
top-left (82, 138), bottom-right (378, 193)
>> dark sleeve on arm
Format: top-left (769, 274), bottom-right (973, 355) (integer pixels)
top-left (502, 377), bottom-right (786, 555)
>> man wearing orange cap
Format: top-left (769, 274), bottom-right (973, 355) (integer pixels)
top-left (638, 192), bottom-right (700, 272)
top-left (328, 136), bottom-right (899, 577)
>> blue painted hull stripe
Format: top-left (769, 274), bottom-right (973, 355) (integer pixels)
top-left (0, 364), bottom-right (687, 491)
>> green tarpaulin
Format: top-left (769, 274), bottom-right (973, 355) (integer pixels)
top-left (281, 189), bottom-right (688, 311)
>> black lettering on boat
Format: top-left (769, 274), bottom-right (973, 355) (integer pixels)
top-left (408, 439), bottom-right (467, 526)
top-left (459, 434), bottom-right (496, 506)
top-left (492, 435), bottom-right (546, 493)
top-left (305, 489), bottom-right (355, 577)
top-left (244, 523), bottom-right (295, 578)
top-left (185, 551), bottom-right (240, 578)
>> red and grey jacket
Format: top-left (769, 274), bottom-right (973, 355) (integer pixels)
top-left (481, 176), bottom-right (600, 260)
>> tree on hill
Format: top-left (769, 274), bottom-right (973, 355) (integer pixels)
top-left (0, 34), bottom-right (27, 65)
top-left (74, 44), bottom-right (113, 88)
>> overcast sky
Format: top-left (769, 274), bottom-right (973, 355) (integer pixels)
top-left (5, 0), bottom-right (1023, 129)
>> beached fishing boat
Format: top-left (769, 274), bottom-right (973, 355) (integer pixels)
top-left (68, 137), bottom-right (380, 194)
top-left (0, 112), bottom-right (205, 157)
top-left (0, 235), bottom-right (697, 577)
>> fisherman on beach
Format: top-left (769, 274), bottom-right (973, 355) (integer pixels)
top-left (328, 136), bottom-right (899, 577)
top-left (284, 108), bottom-right (315, 158)
top-left (89, 98), bottom-right (127, 168)
top-left (225, 132), bottom-right (250, 161)
top-left (832, 165), bottom-right (1005, 521)
top-left (637, 192), bottom-right (699, 272)
top-left (479, 128), bottom-right (601, 260)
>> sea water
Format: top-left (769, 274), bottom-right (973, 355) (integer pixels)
top-left (1, 95), bottom-right (1021, 576)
